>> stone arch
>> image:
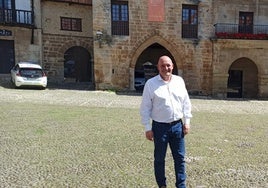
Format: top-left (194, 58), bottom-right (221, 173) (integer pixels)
top-left (64, 46), bottom-right (93, 83)
top-left (58, 39), bottom-right (93, 56)
top-left (43, 35), bottom-right (93, 83)
top-left (227, 57), bottom-right (258, 98)
top-left (215, 50), bottom-right (264, 78)
top-left (55, 38), bottom-right (93, 82)
top-left (129, 35), bottom-right (184, 90)
top-left (130, 35), bottom-right (184, 71)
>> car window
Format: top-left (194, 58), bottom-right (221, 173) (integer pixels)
top-left (20, 68), bottom-right (43, 78)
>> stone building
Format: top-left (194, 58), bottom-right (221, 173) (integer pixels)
top-left (0, 0), bottom-right (94, 86)
top-left (41, 0), bottom-right (94, 84)
top-left (211, 0), bottom-right (268, 98)
top-left (92, 0), bottom-right (268, 98)
top-left (0, 0), bottom-right (267, 98)
top-left (0, 0), bottom-right (42, 76)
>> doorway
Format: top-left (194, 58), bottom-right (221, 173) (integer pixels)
top-left (239, 12), bottom-right (253, 34)
top-left (0, 40), bottom-right (15, 74)
top-left (227, 70), bottom-right (243, 98)
top-left (64, 46), bottom-right (92, 83)
top-left (227, 58), bottom-right (258, 98)
top-left (134, 43), bottom-right (177, 91)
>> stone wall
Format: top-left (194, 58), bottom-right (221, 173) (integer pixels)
top-left (91, 0), bottom-right (268, 97)
top-left (42, 34), bottom-right (93, 82)
top-left (0, 26), bottom-right (42, 64)
top-left (0, 0), bottom-right (42, 65)
top-left (212, 40), bottom-right (268, 98)
top-left (39, 0), bottom-right (268, 97)
top-left (41, 1), bottom-right (93, 83)
top-left (93, 0), bottom-right (214, 94)
top-left (41, 1), bottom-right (92, 37)
top-left (214, 0), bottom-right (268, 24)
top-left (211, 0), bottom-right (268, 98)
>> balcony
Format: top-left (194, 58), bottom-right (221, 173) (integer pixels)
top-left (43, 0), bottom-right (92, 5)
top-left (0, 8), bottom-right (34, 27)
top-left (214, 23), bottom-right (268, 40)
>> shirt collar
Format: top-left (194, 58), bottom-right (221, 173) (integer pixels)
top-left (157, 74), bottom-right (173, 83)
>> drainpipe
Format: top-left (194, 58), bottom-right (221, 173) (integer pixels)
top-left (31, 0), bottom-right (34, 44)
top-left (256, 0), bottom-right (259, 23)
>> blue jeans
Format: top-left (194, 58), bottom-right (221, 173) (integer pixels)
top-left (152, 120), bottom-right (186, 188)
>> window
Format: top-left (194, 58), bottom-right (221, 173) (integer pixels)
top-left (182, 4), bottom-right (198, 38)
top-left (0, 0), bottom-right (33, 25)
top-left (239, 12), bottom-right (253, 34)
top-left (61, 17), bottom-right (82, 31)
top-left (0, 0), bottom-right (12, 8)
top-left (111, 0), bottom-right (129, 35)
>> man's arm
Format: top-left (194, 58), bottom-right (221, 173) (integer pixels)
top-left (140, 82), bottom-right (153, 136)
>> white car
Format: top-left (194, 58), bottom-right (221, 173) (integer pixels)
top-left (10, 62), bottom-right (47, 89)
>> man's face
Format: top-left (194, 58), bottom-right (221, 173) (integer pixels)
top-left (157, 57), bottom-right (173, 79)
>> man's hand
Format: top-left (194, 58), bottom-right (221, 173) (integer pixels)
top-left (145, 130), bottom-right (154, 141)
top-left (183, 124), bottom-right (191, 135)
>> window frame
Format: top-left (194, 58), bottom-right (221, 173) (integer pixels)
top-left (238, 11), bottom-right (254, 34)
top-left (60, 17), bottom-right (82, 32)
top-left (182, 4), bottom-right (198, 39)
top-left (0, 0), bottom-right (11, 8)
top-left (0, 0), bottom-right (33, 26)
top-left (111, 0), bottom-right (129, 36)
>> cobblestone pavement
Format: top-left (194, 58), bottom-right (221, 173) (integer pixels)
top-left (0, 86), bottom-right (267, 114)
top-left (0, 86), bottom-right (267, 188)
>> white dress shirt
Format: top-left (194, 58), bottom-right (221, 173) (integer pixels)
top-left (140, 74), bottom-right (192, 131)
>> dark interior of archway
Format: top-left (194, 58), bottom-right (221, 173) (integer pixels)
top-left (135, 43), bottom-right (178, 79)
top-left (64, 46), bottom-right (92, 82)
top-left (227, 58), bottom-right (258, 98)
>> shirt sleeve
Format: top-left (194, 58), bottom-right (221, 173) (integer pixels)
top-left (140, 82), bottom-right (153, 131)
top-left (182, 86), bottom-right (192, 124)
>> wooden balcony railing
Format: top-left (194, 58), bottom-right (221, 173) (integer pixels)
top-left (44, 0), bottom-right (92, 5)
top-left (214, 23), bottom-right (268, 40)
top-left (0, 8), bottom-right (34, 27)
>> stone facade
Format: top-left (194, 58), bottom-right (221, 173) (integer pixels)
top-left (0, 0), bottom-right (267, 98)
top-left (41, 1), bottom-right (93, 83)
top-left (92, 0), bottom-right (268, 98)
top-left (211, 0), bottom-right (268, 98)
top-left (0, 26), bottom-right (42, 62)
top-left (0, 0), bottom-right (42, 81)
top-left (93, 0), bottom-right (214, 95)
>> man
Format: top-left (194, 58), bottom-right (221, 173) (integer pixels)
top-left (140, 56), bottom-right (192, 188)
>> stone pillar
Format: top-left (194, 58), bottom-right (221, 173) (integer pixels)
top-left (258, 75), bottom-right (268, 98)
top-left (212, 73), bottom-right (229, 98)
top-left (129, 68), bottom-right (135, 90)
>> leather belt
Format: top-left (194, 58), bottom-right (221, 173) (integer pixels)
top-left (153, 119), bottom-right (182, 126)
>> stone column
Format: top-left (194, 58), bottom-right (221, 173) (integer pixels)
top-left (212, 73), bottom-right (229, 98)
top-left (129, 68), bottom-right (135, 90)
top-left (258, 75), bottom-right (268, 98)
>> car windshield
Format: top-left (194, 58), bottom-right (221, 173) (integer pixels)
top-left (20, 68), bottom-right (43, 78)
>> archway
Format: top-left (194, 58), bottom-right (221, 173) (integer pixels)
top-left (134, 43), bottom-right (178, 91)
top-left (64, 46), bottom-right (93, 83)
top-left (227, 58), bottom-right (258, 98)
